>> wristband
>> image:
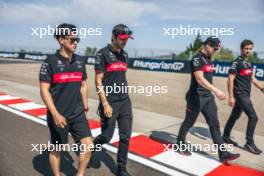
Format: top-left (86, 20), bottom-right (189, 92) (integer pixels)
top-left (84, 108), bottom-right (89, 112)
top-left (102, 102), bottom-right (109, 106)
top-left (98, 91), bottom-right (105, 95)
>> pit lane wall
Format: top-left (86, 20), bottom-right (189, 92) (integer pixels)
top-left (1, 51), bottom-right (264, 81)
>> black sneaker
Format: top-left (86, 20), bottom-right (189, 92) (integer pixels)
top-left (244, 143), bottom-right (262, 155)
top-left (117, 168), bottom-right (131, 176)
top-left (174, 141), bottom-right (192, 156)
top-left (219, 152), bottom-right (240, 163)
top-left (223, 136), bottom-right (238, 146)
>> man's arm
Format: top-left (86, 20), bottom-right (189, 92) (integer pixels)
top-left (194, 71), bottom-right (226, 100)
top-left (80, 80), bottom-right (89, 112)
top-left (94, 51), bottom-right (112, 118)
top-left (95, 72), bottom-right (112, 118)
top-left (227, 74), bottom-right (236, 107)
top-left (252, 75), bottom-right (264, 93)
top-left (40, 82), bottom-right (67, 128)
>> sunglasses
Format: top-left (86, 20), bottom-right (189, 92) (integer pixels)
top-left (208, 44), bottom-right (219, 51)
top-left (123, 30), bottom-right (132, 35)
top-left (114, 29), bottom-right (133, 36)
top-left (214, 47), bottom-right (219, 51)
top-left (65, 37), bottom-right (80, 44)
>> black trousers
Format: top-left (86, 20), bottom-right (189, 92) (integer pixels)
top-left (223, 92), bottom-right (258, 144)
top-left (177, 94), bottom-right (225, 154)
top-left (93, 98), bottom-right (133, 169)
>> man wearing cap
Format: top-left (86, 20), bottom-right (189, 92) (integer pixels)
top-left (175, 37), bottom-right (240, 163)
top-left (39, 23), bottom-right (93, 176)
top-left (93, 24), bottom-right (133, 176)
top-left (223, 39), bottom-right (264, 154)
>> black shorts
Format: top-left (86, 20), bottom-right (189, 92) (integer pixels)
top-left (47, 113), bottom-right (92, 144)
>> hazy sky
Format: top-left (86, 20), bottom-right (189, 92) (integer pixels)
top-left (0, 0), bottom-right (263, 55)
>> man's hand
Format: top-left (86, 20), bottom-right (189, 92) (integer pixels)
top-left (53, 114), bottom-right (67, 128)
top-left (194, 71), bottom-right (225, 100)
top-left (261, 88), bottom-right (264, 94)
top-left (214, 89), bottom-right (226, 100)
top-left (84, 106), bottom-right (89, 118)
top-left (228, 96), bottom-right (236, 107)
top-left (103, 103), bottom-right (113, 118)
top-left (84, 106), bottom-right (89, 112)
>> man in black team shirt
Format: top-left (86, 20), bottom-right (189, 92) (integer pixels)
top-left (223, 39), bottom-right (264, 154)
top-left (39, 23), bottom-right (93, 176)
top-left (93, 24), bottom-right (133, 176)
top-left (176, 37), bottom-right (240, 163)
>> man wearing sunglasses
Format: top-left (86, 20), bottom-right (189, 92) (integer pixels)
top-left (223, 39), bottom-right (264, 154)
top-left (93, 24), bottom-right (133, 176)
top-left (39, 23), bottom-right (93, 176)
top-left (175, 37), bottom-right (240, 163)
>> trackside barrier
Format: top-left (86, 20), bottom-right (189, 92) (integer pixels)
top-left (1, 51), bottom-right (263, 80)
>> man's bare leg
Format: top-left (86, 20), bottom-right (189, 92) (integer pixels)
top-left (76, 137), bottom-right (93, 176)
top-left (49, 150), bottom-right (61, 176)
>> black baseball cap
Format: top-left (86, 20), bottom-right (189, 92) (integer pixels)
top-left (204, 36), bottom-right (221, 49)
top-left (54, 23), bottom-right (77, 40)
top-left (112, 24), bottom-right (134, 40)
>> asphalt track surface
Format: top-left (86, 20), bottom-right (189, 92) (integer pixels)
top-left (0, 109), bottom-right (167, 176)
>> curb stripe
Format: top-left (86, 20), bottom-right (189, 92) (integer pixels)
top-left (87, 119), bottom-right (101, 129)
top-left (23, 107), bottom-right (47, 116)
top-left (0, 104), bottom-right (47, 126)
top-left (38, 115), bottom-right (47, 120)
top-left (113, 135), bottom-right (166, 158)
top-left (0, 98), bottom-right (31, 105)
top-left (8, 102), bottom-right (45, 111)
top-left (152, 149), bottom-right (221, 176)
top-left (0, 95), bottom-right (19, 100)
top-left (205, 164), bottom-right (264, 176)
